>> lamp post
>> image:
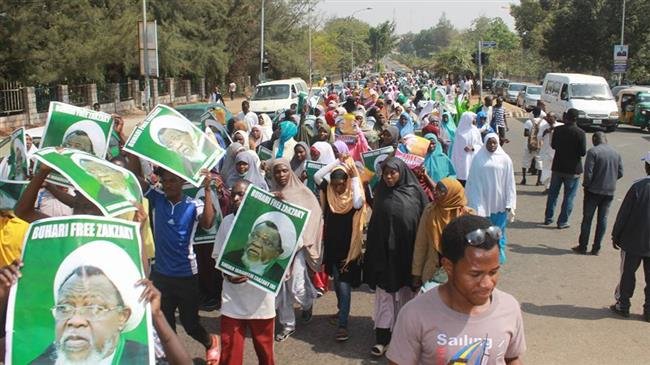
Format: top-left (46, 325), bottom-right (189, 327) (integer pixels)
top-left (142, 0), bottom-right (150, 112)
top-left (618, 0), bottom-right (626, 86)
top-left (348, 7), bottom-right (372, 76)
top-left (260, 0), bottom-right (265, 81)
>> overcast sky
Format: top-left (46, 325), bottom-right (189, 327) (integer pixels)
top-left (315, 0), bottom-right (519, 34)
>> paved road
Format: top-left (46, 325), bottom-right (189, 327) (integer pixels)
top-left (126, 101), bottom-right (649, 364)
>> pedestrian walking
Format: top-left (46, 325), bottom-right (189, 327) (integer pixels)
top-left (520, 107), bottom-right (543, 185)
top-left (610, 152), bottom-right (650, 322)
top-left (573, 132), bottom-right (623, 255)
top-left (543, 108), bottom-right (586, 229)
top-left (537, 112), bottom-right (562, 190)
top-left (229, 81), bottom-right (237, 100)
top-left (450, 112), bottom-right (482, 186)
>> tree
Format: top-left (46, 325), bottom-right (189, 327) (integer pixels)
top-left (368, 21), bottom-right (398, 64)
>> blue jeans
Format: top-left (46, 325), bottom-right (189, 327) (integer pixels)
top-left (578, 191), bottom-right (613, 251)
top-left (331, 264), bottom-right (351, 329)
top-left (544, 173), bottom-right (580, 226)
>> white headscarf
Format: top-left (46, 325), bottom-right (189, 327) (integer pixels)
top-left (258, 114), bottom-right (274, 141)
top-left (451, 111), bottom-right (482, 180)
top-left (232, 130), bottom-right (250, 149)
top-left (465, 133), bottom-right (517, 216)
top-left (311, 141), bottom-right (336, 164)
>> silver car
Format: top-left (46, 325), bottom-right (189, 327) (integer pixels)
top-left (506, 82), bottom-right (527, 104)
top-left (517, 85), bottom-right (543, 111)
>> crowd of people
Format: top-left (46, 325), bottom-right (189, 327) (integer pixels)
top-left (0, 69), bottom-right (647, 365)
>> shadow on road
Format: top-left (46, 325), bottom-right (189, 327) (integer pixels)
top-left (509, 243), bottom-right (571, 256)
top-left (521, 302), bottom-right (616, 320)
top-left (508, 220), bottom-right (551, 230)
top-left (516, 189), bottom-right (546, 197)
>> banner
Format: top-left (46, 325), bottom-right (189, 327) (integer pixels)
top-left (6, 216), bottom-right (154, 364)
top-left (182, 183), bottom-right (223, 245)
top-left (40, 102), bottom-right (114, 185)
top-left (0, 180), bottom-right (28, 210)
top-left (258, 146), bottom-right (274, 161)
top-left (395, 149), bottom-right (425, 169)
top-left (216, 185), bottom-right (309, 295)
top-left (7, 128), bottom-right (28, 181)
top-left (402, 134), bottom-right (431, 158)
top-left (124, 105), bottom-right (225, 187)
top-left (305, 160), bottom-right (326, 194)
top-left (362, 146), bottom-right (394, 187)
top-left (33, 148), bottom-right (143, 216)
top-left (200, 111), bottom-right (232, 146)
top-left (334, 134), bottom-right (358, 145)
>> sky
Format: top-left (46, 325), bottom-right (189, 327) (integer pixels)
top-left (315, 0), bottom-right (519, 34)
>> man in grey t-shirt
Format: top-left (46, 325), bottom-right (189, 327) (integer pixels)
top-left (388, 215), bottom-right (526, 365)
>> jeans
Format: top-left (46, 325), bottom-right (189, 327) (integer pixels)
top-left (331, 264), bottom-right (351, 328)
top-left (578, 191), bottom-right (613, 251)
top-left (544, 172), bottom-right (580, 226)
top-left (615, 250), bottom-right (650, 313)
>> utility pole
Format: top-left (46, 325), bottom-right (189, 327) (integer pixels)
top-left (142, 0), bottom-right (150, 112)
top-left (260, 0), bottom-right (265, 81)
top-left (618, 0), bottom-right (626, 86)
top-left (478, 40), bottom-right (483, 103)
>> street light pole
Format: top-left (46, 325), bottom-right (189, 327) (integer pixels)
top-left (260, 0), bottom-right (265, 81)
top-left (142, 0), bottom-right (150, 112)
top-left (347, 7), bottom-right (372, 77)
top-left (619, 0), bottom-right (626, 86)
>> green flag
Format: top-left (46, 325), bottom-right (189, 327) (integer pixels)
top-left (215, 185), bottom-right (310, 295)
top-left (124, 105), bottom-right (225, 187)
top-left (362, 146), bottom-right (394, 187)
top-left (33, 148), bottom-right (143, 216)
top-left (7, 216), bottom-right (154, 364)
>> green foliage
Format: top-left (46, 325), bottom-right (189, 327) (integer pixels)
top-left (368, 21), bottom-right (398, 65)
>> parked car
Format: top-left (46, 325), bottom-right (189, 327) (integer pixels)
top-left (482, 77), bottom-right (495, 91)
top-left (541, 73), bottom-right (618, 132)
top-left (249, 78), bottom-right (308, 118)
top-left (492, 79), bottom-right (509, 98)
top-left (505, 82), bottom-right (528, 104)
top-left (516, 85), bottom-right (543, 111)
top-left (616, 87), bottom-right (650, 131)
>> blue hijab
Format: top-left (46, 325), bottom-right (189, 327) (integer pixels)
top-left (276, 121), bottom-right (298, 158)
top-left (397, 112), bottom-right (415, 137)
top-left (423, 133), bottom-right (456, 182)
top-left (442, 111), bottom-right (456, 157)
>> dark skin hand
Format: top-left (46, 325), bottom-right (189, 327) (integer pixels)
top-left (15, 164), bottom-right (53, 223)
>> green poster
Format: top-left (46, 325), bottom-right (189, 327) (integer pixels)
top-left (305, 161), bottom-right (326, 194)
top-left (7, 216), bottom-right (154, 364)
top-left (199, 110), bottom-right (231, 145)
top-left (0, 180), bottom-right (28, 210)
top-left (7, 127), bottom-right (28, 181)
top-left (33, 148), bottom-right (143, 216)
top-left (182, 183), bottom-right (223, 245)
top-left (257, 146), bottom-right (273, 161)
top-left (216, 185), bottom-right (309, 295)
top-left (124, 105), bottom-right (225, 187)
top-left (362, 146), bottom-right (394, 187)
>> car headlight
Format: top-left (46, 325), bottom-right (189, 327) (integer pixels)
top-left (578, 111), bottom-right (587, 118)
top-left (641, 110), bottom-right (647, 115)
top-left (609, 111), bottom-right (619, 118)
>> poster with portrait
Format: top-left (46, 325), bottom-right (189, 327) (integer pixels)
top-left (199, 110), bottom-right (232, 146)
top-left (0, 180), bottom-right (28, 210)
top-left (362, 146), bottom-right (394, 187)
top-left (124, 105), bottom-right (225, 187)
top-left (215, 185), bottom-right (310, 295)
top-left (182, 183), bottom-right (223, 245)
top-left (6, 216), bottom-right (154, 364)
top-left (39, 102), bottom-right (114, 185)
top-left (33, 148), bottom-right (143, 216)
top-left (305, 161), bottom-right (326, 195)
top-left (395, 149), bottom-right (425, 170)
top-left (7, 128), bottom-right (29, 181)
top-left (257, 146), bottom-right (273, 161)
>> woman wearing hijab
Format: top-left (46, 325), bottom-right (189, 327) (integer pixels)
top-left (332, 140), bottom-right (350, 159)
top-left (364, 157), bottom-right (428, 357)
top-left (396, 112), bottom-right (414, 138)
top-left (258, 114), bottom-right (274, 141)
top-left (421, 114), bottom-right (441, 137)
top-left (314, 156), bottom-right (366, 342)
top-left (440, 111), bottom-right (456, 156)
top-left (310, 141), bottom-right (336, 164)
top-left (270, 159), bottom-right (324, 342)
top-left (423, 133), bottom-right (456, 182)
top-left (450, 111), bottom-right (482, 186)
top-left (249, 125), bottom-right (265, 151)
top-left (226, 151), bottom-right (268, 190)
top-left (273, 121), bottom-right (298, 160)
top-left (219, 142), bottom-right (246, 184)
top-left (378, 126), bottom-right (399, 149)
top-left (465, 133), bottom-right (516, 264)
top-left (290, 142), bottom-right (311, 181)
top-left (412, 178), bottom-right (472, 290)
top-left (232, 130), bottom-right (249, 149)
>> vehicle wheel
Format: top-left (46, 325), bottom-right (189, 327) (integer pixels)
top-left (606, 125), bottom-right (617, 133)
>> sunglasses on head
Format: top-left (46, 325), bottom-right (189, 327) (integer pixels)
top-left (465, 226), bottom-right (502, 246)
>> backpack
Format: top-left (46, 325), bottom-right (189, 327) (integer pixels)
top-left (527, 118), bottom-right (541, 152)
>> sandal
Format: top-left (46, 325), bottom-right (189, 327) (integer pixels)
top-left (335, 327), bottom-right (349, 342)
top-left (371, 344), bottom-right (388, 357)
top-left (205, 334), bottom-right (221, 365)
top-left (274, 327), bottom-right (295, 342)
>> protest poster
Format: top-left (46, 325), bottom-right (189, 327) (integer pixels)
top-left (305, 160), bottom-right (326, 194)
top-left (33, 148), bottom-right (143, 216)
top-left (402, 134), bottom-right (431, 158)
top-left (39, 102), bottom-right (114, 185)
top-left (0, 180), bottom-right (28, 210)
top-left (334, 134), bottom-right (358, 146)
top-left (6, 216), bottom-right (154, 364)
top-left (182, 183), bottom-right (223, 244)
top-left (258, 145), bottom-right (274, 161)
top-left (199, 109), bottom-right (232, 146)
top-left (395, 149), bottom-right (425, 169)
top-left (216, 185), bottom-right (310, 295)
top-left (338, 113), bottom-right (357, 135)
top-left (7, 128), bottom-right (28, 181)
top-left (362, 146), bottom-right (394, 187)
top-left (124, 104), bottom-right (225, 187)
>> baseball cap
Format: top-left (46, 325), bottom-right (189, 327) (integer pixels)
top-left (642, 151), bottom-right (650, 163)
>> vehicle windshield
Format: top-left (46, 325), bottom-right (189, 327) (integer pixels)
top-left (637, 94), bottom-right (650, 103)
top-left (508, 84), bottom-right (526, 92)
top-left (176, 109), bottom-right (205, 122)
top-left (570, 83), bottom-right (613, 100)
top-left (251, 85), bottom-right (290, 100)
top-left (527, 86), bottom-right (542, 95)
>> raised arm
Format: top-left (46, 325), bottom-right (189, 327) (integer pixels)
top-left (198, 170), bottom-right (215, 230)
top-left (15, 165), bottom-right (52, 223)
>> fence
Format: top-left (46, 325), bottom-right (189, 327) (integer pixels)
top-left (174, 79), bottom-right (185, 97)
top-left (96, 83), bottom-right (113, 104)
top-left (158, 79), bottom-right (169, 95)
top-left (0, 82), bottom-right (24, 116)
top-left (34, 84), bottom-right (58, 113)
top-left (68, 84), bottom-right (88, 106)
top-left (191, 79), bottom-right (202, 95)
top-left (119, 82), bottom-right (132, 101)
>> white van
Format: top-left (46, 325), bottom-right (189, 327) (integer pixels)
top-left (541, 73), bottom-right (618, 131)
top-left (249, 78), bottom-right (308, 118)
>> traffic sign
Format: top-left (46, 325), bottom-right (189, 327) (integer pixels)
top-left (614, 45), bottom-right (628, 62)
top-left (613, 61), bottom-right (627, 73)
top-left (481, 41), bottom-right (497, 48)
